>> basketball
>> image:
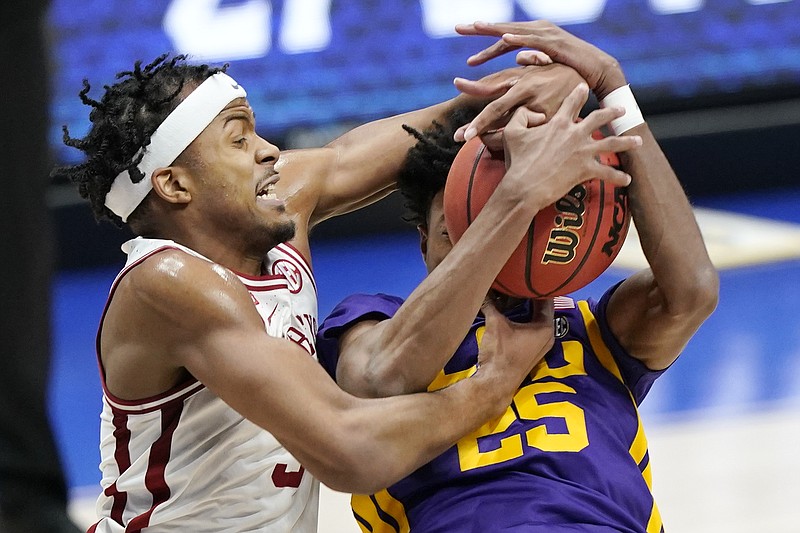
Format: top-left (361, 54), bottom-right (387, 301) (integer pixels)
top-left (443, 133), bottom-right (631, 299)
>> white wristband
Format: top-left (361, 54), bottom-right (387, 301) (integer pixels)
top-left (599, 84), bottom-right (645, 135)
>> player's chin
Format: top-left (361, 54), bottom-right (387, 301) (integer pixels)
top-left (270, 218), bottom-right (296, 246)
top-left (256, 196), bottom-right (287, 212)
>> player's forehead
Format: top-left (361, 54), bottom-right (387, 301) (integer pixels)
top-left (182, 97), bottom-right (253, 156)
top-left (216, 97), bottom-right (254, 121)
top-left (427, 190), bottom-right (446, 226)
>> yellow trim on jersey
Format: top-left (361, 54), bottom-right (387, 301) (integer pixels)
top-left (578, 299), bottom-right (662, 532)
top-left (578, 300), bottom-right (624, 383)
top-left (427, 365), bottom-right (477, 392)
top-left (351, 490), bottom-right (410, 533)
top-left (646, 500), bottom-right (664, 533)
top-left (426, 325), bottom-right (483, 392)
top-left (579, 301), bottom-right (651, 472)
top-left (642, 461), bottom-right (653, 490)
top-left (630, 409), bottom-right (650, 483)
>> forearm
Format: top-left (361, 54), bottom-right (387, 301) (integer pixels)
top-left (620, 124), bottom-right (718, 311)
top-left (195, 325), bottom-right (507, 494)
top-left (312, 97), bottom-right (482, 224)
top-left (301, 373), bottom-right (506, 493)
top-left (351, 186), bottom-right (545, 397)
top-left (589, 56), bottom-right (717, 309)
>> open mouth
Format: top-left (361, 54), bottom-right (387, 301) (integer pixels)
top-left (257, 182), bottom-right (278, 201)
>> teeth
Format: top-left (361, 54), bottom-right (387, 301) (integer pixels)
top-left (259, 183), bottom-right (278, 200)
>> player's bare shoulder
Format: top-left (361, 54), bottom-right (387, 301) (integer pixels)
top-left (98, 250), bottom-right (223, 398)
top-left (108, 249), bottom-right (255, 343)
top-left (101, 248), bottom-right (264, 398)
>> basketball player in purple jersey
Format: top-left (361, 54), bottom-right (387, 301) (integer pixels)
top-left (317, 24), bottom-right (718, 532)
top-left (53, 47), bottom-right (641, 531)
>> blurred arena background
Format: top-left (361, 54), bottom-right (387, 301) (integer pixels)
top-left (26, 0), bottom-right (800, 531)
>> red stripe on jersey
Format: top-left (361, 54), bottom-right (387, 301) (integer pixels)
top-left (87, 522), bottom-right (99, 533)
top-left (106, 411), bottom-right (132, 524)
top-left (240, 280), bottom-right (290, 292)
top-left (276, 243), bottom-right (317, 294)
top-left (233, 270), bottom-right (286, 283)
top-left (124, 401), bottom-right (184, 532)
top-left (105, 379), bottom-right (203, 416)
top-left (279, 242), bottom-right (312, 271)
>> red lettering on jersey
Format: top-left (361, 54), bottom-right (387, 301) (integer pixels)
top-left (287, 326), bottom-right (316, 356)
top-left (271, 463), bottom-right (305, 488)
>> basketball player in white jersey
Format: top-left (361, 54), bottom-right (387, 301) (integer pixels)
top-left (52, 53), bottom-right (640, 531)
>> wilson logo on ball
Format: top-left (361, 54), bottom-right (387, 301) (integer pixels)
top-left (444, 134), bottom-right (631, 299)
top-left (541, 184), bottom-right (587, 266)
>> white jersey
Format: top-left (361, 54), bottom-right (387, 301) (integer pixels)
top-left (90, 237), bottom-right (320, 533)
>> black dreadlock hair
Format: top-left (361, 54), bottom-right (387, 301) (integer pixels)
top-left (397, 106), bottom-right (480, 227)
top-left (51, 54), bottom-right (227, 228)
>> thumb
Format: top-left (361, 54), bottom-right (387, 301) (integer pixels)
top-left (516, 50), bottom-right (553, 66)
top-left (507, 106), bottom-right (547, 130)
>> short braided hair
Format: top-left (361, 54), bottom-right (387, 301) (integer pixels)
top-left (397, 106), bottom-right (479, 227)
top-left (51, 54), bottom-right (226, 227)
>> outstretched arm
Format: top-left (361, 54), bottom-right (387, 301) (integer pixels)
top-left (334, 88), bottom-right (641, 398)
top-left (275, 64), bottom-right (585, 240)
top-left (457, 21), bottom-right (719, 369)
top-left (111, 250), bottom-right (548, 495)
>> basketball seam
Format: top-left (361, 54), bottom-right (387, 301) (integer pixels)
top-left (465, 143), bottom-right (486, 225)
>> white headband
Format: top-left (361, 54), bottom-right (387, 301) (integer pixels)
top-left (104, 72), bottom-right (247, 222)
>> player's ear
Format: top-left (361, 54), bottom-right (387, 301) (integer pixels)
top-left (151, 166), bottom-right (192, 206)
top-left (417, 224), bottom-right (429, 258)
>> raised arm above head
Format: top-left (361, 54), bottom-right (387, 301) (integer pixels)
top-left (456, 20), bottom-right (719, 369)
top-left (278, 62), bottom-right (586, 236)
top-left (334, 86), bottom-right (643, 398)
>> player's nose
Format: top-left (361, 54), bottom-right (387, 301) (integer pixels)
top-left (255, 136), bottom-right (280, 165)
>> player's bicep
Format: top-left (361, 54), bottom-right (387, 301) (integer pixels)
top-left (314, 147), bottom-right (398, 225)
top-left (274, 145), bottom-right (384, 226)
top-left (313, 110), bottom-right (452, 224)
top-left (606, 269), bottom-right (706, 370)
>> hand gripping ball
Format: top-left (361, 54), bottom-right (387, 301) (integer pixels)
top-left (443, 133), bottom-right (631, 299)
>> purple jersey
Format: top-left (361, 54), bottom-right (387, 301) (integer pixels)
top-left (317, 286), bottom-right (666, 533)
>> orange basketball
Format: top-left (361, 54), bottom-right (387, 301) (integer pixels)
top-left (443, 134), bottom-right (631, 299)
